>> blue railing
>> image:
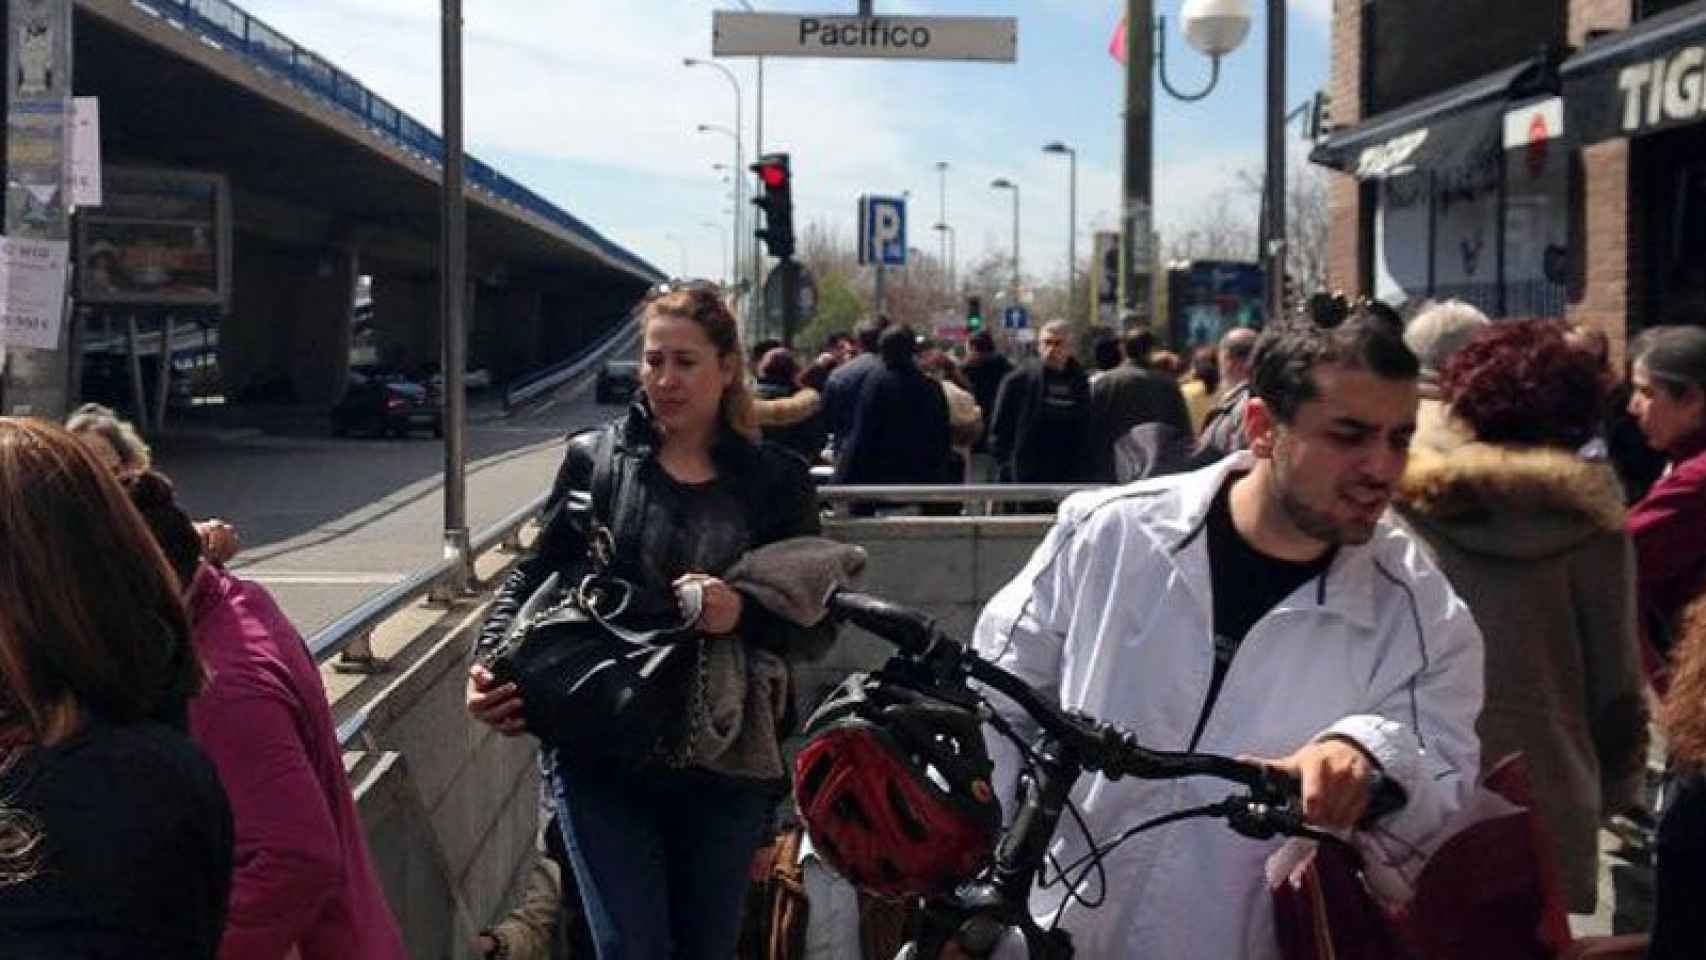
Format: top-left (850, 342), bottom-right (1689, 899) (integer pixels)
top-left (133, 0), bottom-right (664, 283)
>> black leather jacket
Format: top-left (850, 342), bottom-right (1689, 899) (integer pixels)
top-left (474, 403), bottom-right (829, 660)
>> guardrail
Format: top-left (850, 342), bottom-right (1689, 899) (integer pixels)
top-left (311, 490), bottom-right (549, 748)
top-left (311, 482), bottom-right (1091, 749)
top-left (125, 0), bottom-right (663, 283)
top-left (503, 317), bottom-right (640, 410)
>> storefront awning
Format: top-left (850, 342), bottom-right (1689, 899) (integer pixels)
top-left (1311, 59), bottom-right (1548, 180)
top-left (1562, 2), bottom-right (1706, 145)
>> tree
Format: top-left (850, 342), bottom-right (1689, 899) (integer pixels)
top-left (1165, 190), bottom-right (1259, 263)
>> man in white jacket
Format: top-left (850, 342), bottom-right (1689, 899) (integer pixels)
top-left (973, 309), bottom-right (1484, 959)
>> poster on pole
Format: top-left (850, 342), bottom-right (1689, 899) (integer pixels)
top-left (69, 96), bottom-right (102, 208)
top-left (0, 237), bottom-right (70, 349)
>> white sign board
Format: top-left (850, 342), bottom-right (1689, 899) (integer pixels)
top-left (0, 237), bottom-right (69, 349)
top-left (713, 11), bottom-right (1017, 62)
top-left (1503, 96), bottom-right (1564, 149)
top-left (69, 96), bottom-right (102, 208)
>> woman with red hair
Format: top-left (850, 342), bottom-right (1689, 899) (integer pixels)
top-left (1393, 319), bottom-right (1646, 923)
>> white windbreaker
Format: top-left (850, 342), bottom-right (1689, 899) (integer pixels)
top-left (972, 453), bottom-right (1484, 959)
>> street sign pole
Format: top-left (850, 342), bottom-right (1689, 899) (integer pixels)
top-left (874, 261), bottom-right (885, 315)
top-left (438, 0), bottom-right (470, 599)
top-left (1, 0), bottom-right (74, 417)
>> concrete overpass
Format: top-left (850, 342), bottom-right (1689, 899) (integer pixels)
top-left (67, 0), bottom-right (661, 412)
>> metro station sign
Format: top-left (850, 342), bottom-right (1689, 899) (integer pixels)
top-left (712, 11), bottom-right (1017, 62)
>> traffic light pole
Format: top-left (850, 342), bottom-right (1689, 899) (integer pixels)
top-left (1263, 0), bottom-right (1287, 324)
top-left (782, 258), bottom-right (800, 347)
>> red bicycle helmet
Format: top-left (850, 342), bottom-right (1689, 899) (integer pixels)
top-left (793, 672), bottom-right (1002, 899)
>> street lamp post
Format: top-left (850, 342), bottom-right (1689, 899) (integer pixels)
top-left (989, 178), bottom-right (1020, 299)
top-left (684, 57), bottom-right (744, 304)
top-left (697, 121), bottom-right (741, 283)
top-left (1264, 0), bottom-right (1286, 324)
top-left (1120, 0), bottom-right (1251, 323)
top-left (439, 0), bottom-right (470, 595)
top-left (932, 222), bottom-right (957, 300)
top-left (935, 161), bottom-right (950, 304)
top-left (1043, 142), bottom-right (1077, 323)
top-left (736, 0), bottom-right (765, 326)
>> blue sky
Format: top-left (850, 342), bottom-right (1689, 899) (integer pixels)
top-left (236, 0), bottom-right (1331, 285)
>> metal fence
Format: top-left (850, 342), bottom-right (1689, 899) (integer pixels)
top-left (133, 0), bottom-right (663, 283)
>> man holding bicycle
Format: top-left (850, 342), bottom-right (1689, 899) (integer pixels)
top-left (973, 310), bottom-right (1484, 958)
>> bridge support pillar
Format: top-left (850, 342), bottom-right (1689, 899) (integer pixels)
top-left (225, 243), bottom-right (355, 408)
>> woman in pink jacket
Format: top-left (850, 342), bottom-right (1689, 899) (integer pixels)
top-left (125, 471), bottom-right (407, 960)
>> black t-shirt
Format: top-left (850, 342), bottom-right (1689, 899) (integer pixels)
top-left (1190, 474), bottom-right (1335, 748)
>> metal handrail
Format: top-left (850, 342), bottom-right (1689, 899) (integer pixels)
top-left (504, 319), bottom-right (640, 409)
top-left (128, 0), bottom-right (664, 283)
top-left (816, 484), bottom-right (1099, 503)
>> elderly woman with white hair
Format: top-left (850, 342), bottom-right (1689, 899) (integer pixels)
top-left (1402, 299), bottom-right (1489, 453)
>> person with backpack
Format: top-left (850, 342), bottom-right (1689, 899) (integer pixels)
top-left (465, 282), bottom-right (827, 960)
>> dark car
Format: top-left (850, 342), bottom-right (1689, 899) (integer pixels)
top-left (331, 367), bottom-right (443, 438)
top-left (595, 361), bottom-right (641, 405)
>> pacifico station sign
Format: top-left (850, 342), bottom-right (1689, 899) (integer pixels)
top-left (712, 10), bottom-right (1017, 62)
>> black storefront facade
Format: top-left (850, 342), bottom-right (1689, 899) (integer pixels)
top-left (1564, 1), bottom-right (1706, 330)
top-left (1317, 0), bottom-right (1706, 348)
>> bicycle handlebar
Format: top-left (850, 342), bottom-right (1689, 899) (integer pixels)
top-left (825, 589), bottom-right (1404, 824)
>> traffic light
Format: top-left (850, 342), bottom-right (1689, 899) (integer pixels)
top-left (1305, 91), bottom-right (1333, 141)
top-left (966, 295), bottom-right (984, 331)
top-left (750, 153), bottom-right (795, 260)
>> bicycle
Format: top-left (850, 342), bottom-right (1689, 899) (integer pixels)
top-left (806, 590), bottom-right (1405, 960)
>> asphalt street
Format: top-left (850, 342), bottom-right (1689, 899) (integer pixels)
top-left (155, 381), bottom-right (621, 634)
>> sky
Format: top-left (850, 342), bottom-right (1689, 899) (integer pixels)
top-left (234, 0), bottom-right (1332, 287)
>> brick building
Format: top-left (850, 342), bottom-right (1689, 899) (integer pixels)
top-left (1313, 0), bottom-right (1706, 359)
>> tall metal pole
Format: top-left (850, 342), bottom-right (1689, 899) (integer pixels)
top-left (752, 56), bottom-right (764, 336)
top-left (1010, 185), bottom-right (1021, 296)
top-left (439, 0), bottom-right (469, 592)
top-left (1121, 0), bottom-right (1154, 323)
top-left (1067, 149), bottom-right (1077, 322)
top-left (1264, 0), bottom-right (1287, 323)
top-left (936, 161), bottom-right (949, 303)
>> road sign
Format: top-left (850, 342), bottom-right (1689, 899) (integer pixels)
top-left (764, 260), bottom-right (817, 332)
top-left (858, 195), bottom-right (907, 267)
top-left (713, 11), bottom-right (1017, 62)
top-left (1002, 304), bottom-right (1029, 330)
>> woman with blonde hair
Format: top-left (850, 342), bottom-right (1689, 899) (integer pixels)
top-left (466, 282), bottom-right (826, 959)
top-left (0, 418), bottom-right (232, 956)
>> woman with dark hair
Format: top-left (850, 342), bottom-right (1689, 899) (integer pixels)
top-left (0, 418), bottom-right (232, 957)
top-left (124, 470), bottom-right (406, 960)
top-left (1394, 319), bottom-right (1645, 921)
top-left (1622, 325), bottom-right (1706, 958)
top-left (466, 283), bottom-right (826, 960)
top-left (754, 346), bottom-right (828, 463)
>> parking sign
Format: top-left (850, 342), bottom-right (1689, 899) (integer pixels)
top-left (858, 195), bottom-right (907, 267)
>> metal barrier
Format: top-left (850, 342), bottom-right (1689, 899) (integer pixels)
top-left (503, 318), bottom-right (640, 409)
top-left (125, 0), bottom-right (664, 283)
top-left (312, 482), bottom-right (1088, 749)
top-left (311, 490), bottom-right (549, 748)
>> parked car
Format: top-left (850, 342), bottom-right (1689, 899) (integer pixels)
top-left (331, 366), bottom-right (443, 438)
top-left (595, 360), bottom-right (641, 405)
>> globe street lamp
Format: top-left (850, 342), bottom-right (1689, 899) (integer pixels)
top-left (696, 121), bottom-right (742, 293)
top-left (1042, 142), bottom-right (1077, 321)
top-left (989, 178), bottom-right (1020, 298)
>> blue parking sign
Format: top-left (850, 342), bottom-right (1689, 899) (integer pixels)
top-left (1003, 305), bottom-right (1029, 330)
top-left (858, 195), bottom-right (907, 267)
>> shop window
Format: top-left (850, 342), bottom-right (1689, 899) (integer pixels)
top-left (1640, 126), bottom-right (1706, 331)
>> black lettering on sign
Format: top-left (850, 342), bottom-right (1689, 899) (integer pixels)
top-left (799, 18), bottom-right (819, 44)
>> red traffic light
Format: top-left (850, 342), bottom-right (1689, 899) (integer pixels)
top-left (757, 164), bottom-right (788, 189)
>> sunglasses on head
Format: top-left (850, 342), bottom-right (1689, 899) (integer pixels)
top-left (1302, 291), bottom-right (1402, 331)
top-left (645, 278), bottom-right (723, 301)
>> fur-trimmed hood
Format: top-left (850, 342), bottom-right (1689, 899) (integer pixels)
top-left (1395, 432), bottom-right (1627, 560)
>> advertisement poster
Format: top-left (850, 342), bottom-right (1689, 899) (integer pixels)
top-left (0, 237), bottom-right (69, 349)
top-left (76, 167), bottom-right (230, 308)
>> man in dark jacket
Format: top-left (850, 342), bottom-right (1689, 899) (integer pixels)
top-left (988, 320), bottom-right (1092, 484)
top-left (1197, 326), bottom-right (1258, 459)
top-left (822, 317), bottom-right (888, 460)
top-left (961, 330), bottom-right (1013, 455)
top-left (833, 325), bottom-right (951, 493)
top-left (1086, 327), bottom-right (1191, 481)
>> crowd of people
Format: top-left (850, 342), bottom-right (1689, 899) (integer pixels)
top-left (3, 279), bottom-right (1704, 960)
top-left (0, 406), bottom-right (406, 957)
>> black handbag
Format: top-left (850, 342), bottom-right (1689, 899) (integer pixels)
top-left (479, 426), bottom-right (707, 770)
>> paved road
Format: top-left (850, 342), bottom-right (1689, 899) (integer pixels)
top-left (156, 382), bottom-right (621, 634)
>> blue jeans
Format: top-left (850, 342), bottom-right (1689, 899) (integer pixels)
top-left (548, 755), bottom-right (775, 959)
